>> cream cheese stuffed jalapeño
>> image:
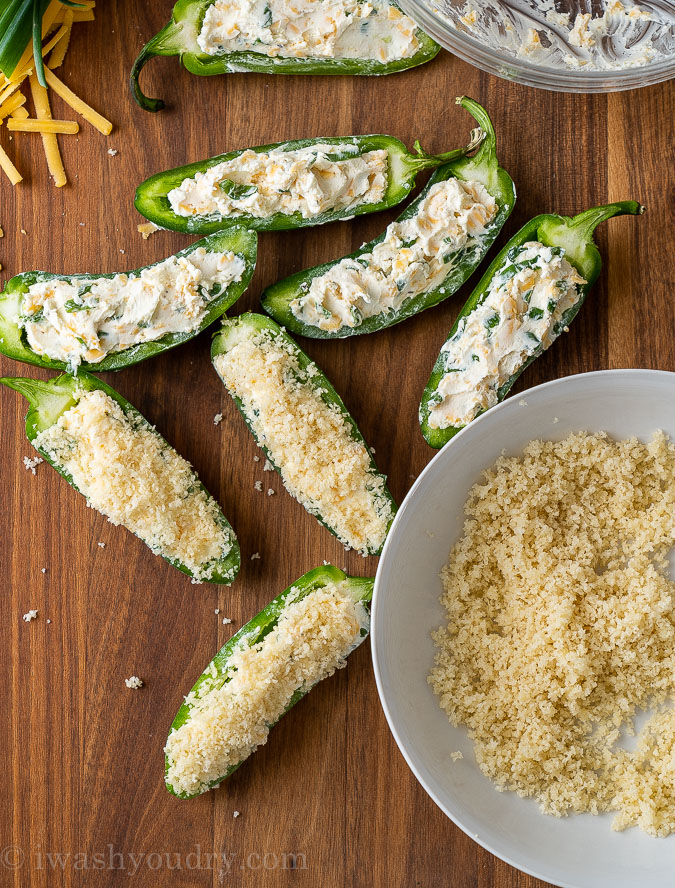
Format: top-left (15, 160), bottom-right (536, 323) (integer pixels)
top-left (420, 201), bottom-right (645, 449)
top-left (0, 228), bottom-right (257, 373)
top-left (165, 565), bottom-right (373, 798)
top-left (0, 372), bottom-right (240, 583)
top-left (212, 313), bottom-right (397, 555)
top-left (134, 128), bottom-right (485, 236)
top-left (131, 0), bottom-right (440, 112)
top-left (261, 97), bottom-right (515, 338)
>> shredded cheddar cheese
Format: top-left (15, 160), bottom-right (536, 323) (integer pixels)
top-left (48, 10), bottom-right (74, 69)
top-left (43, 68), bottom-right (112, 135)
top-left (29, 72), bottom-right (66, 187)
top-left (0, 145), bottom-right (21, 184)
top-left (0, 93), bottom-right (27, 120)
top-left (0, 1), bottom-right (111, 188)
top-left (8, 118), bottom-right (78, 134)
top-left (9, 0), bottom-right (61, 83)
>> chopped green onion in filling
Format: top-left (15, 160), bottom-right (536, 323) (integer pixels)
top-left (428, 241), bottom-right (586, 430)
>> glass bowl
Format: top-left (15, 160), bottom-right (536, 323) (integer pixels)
top-left (399, 0), bottom-right (675, 91)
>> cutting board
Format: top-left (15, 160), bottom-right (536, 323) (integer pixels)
top-left (1, 2), bottom-right (673, 885)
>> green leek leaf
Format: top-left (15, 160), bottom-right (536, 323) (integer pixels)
top-left (32, 0), bottom-right (46, 87)
top-left (0, 0), bottom-right (35, 78)
top-left (0, 0), bottom-right (85, 81)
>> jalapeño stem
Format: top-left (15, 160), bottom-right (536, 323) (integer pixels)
top-left (403, 126), bottom-right (485, 174)
top-left (567, 201), bottom-right (645, 239)
top-left (0, 375), bottom-right (71, 406)
top-left (455, 95), bottom-right (497, 170)
top-left (130, 20), bottom-right (184, 112)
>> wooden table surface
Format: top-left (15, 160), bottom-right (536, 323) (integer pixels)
top-left (1, 3), bottom-right (673, 886)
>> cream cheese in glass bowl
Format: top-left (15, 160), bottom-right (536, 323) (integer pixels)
top-left (398, 0), bottom-right (675, 91)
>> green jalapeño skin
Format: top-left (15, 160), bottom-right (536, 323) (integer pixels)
top-left (1, 371), bottom-right (241, 583)
top-left (420, 201), bottom-right (644, 449)
top-left (212, 312), bottom-right (397, 554)
top-left (134, 128), bottom-right (485, 235)
top-left (131, 0), bottom-right (440, 112)
top-left (261, 97), bottom-right (516, 338)
top-left (165, 565), bottom-right (373, 798)
top-left (0, 228), bottom-right (257, 372)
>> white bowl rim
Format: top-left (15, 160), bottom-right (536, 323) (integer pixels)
top-left (371, 368), bottom-right (675, 888)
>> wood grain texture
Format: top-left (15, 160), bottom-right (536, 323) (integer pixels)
top-left (0, 3), bottom-right (673, 886)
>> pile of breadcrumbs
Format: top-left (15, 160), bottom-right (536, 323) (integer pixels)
top-left (429, 431), bottom-right (675, 836)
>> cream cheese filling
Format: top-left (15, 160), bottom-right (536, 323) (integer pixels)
top-left (449, 0), bottom-right (671, 71)
top-left (197, 0), bottom-right (419, 62)
top-left (290, 177), bottom-right (497, 332)
top-left (427, 241), bottom-right (586, 429)
top-left (167, 144), bottom-right (388, 221)
top-left (20, 248), bottom-right (245, 368)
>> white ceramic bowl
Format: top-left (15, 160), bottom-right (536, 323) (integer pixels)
top-left (372, 369), bottom-right (675, 888)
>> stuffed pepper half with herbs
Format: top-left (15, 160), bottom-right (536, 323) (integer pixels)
top-left (420, 201), bottom-right (645, 448)
top-left (131, 0), bottom-right (440, 111)
top-left (262, 97), bottom-right (516, 337)
top-left (1, 372), bottom-right (240, 584)
top-left (165, 565), bottom-right (373, 798)
top-left (212, 313), bottom-right (396, 555)
top-left (0, 229), bottom-right (257, 372)
top-left (135, 127), bottom-right (485, 235)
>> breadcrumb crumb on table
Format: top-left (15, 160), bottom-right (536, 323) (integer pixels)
top-left (23, 455), bottom-right (43, 474)
top-left (429, 431), bottom-right (675, 837)
top-left (125, 676), bottom-right (143, 689)
top-left (137, 222), bottom-right (159, 239)
top-left (22, 609), bottom-right (38, 622)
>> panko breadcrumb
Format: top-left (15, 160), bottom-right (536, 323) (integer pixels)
top-left (165, 581), bottom-right (368, 796)
top-left (429, 431), bottom-right (675, 836)
top-left (34, 389), bottom-right (234, 580)
top-left (213, 327), bottom-right (393, 554)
